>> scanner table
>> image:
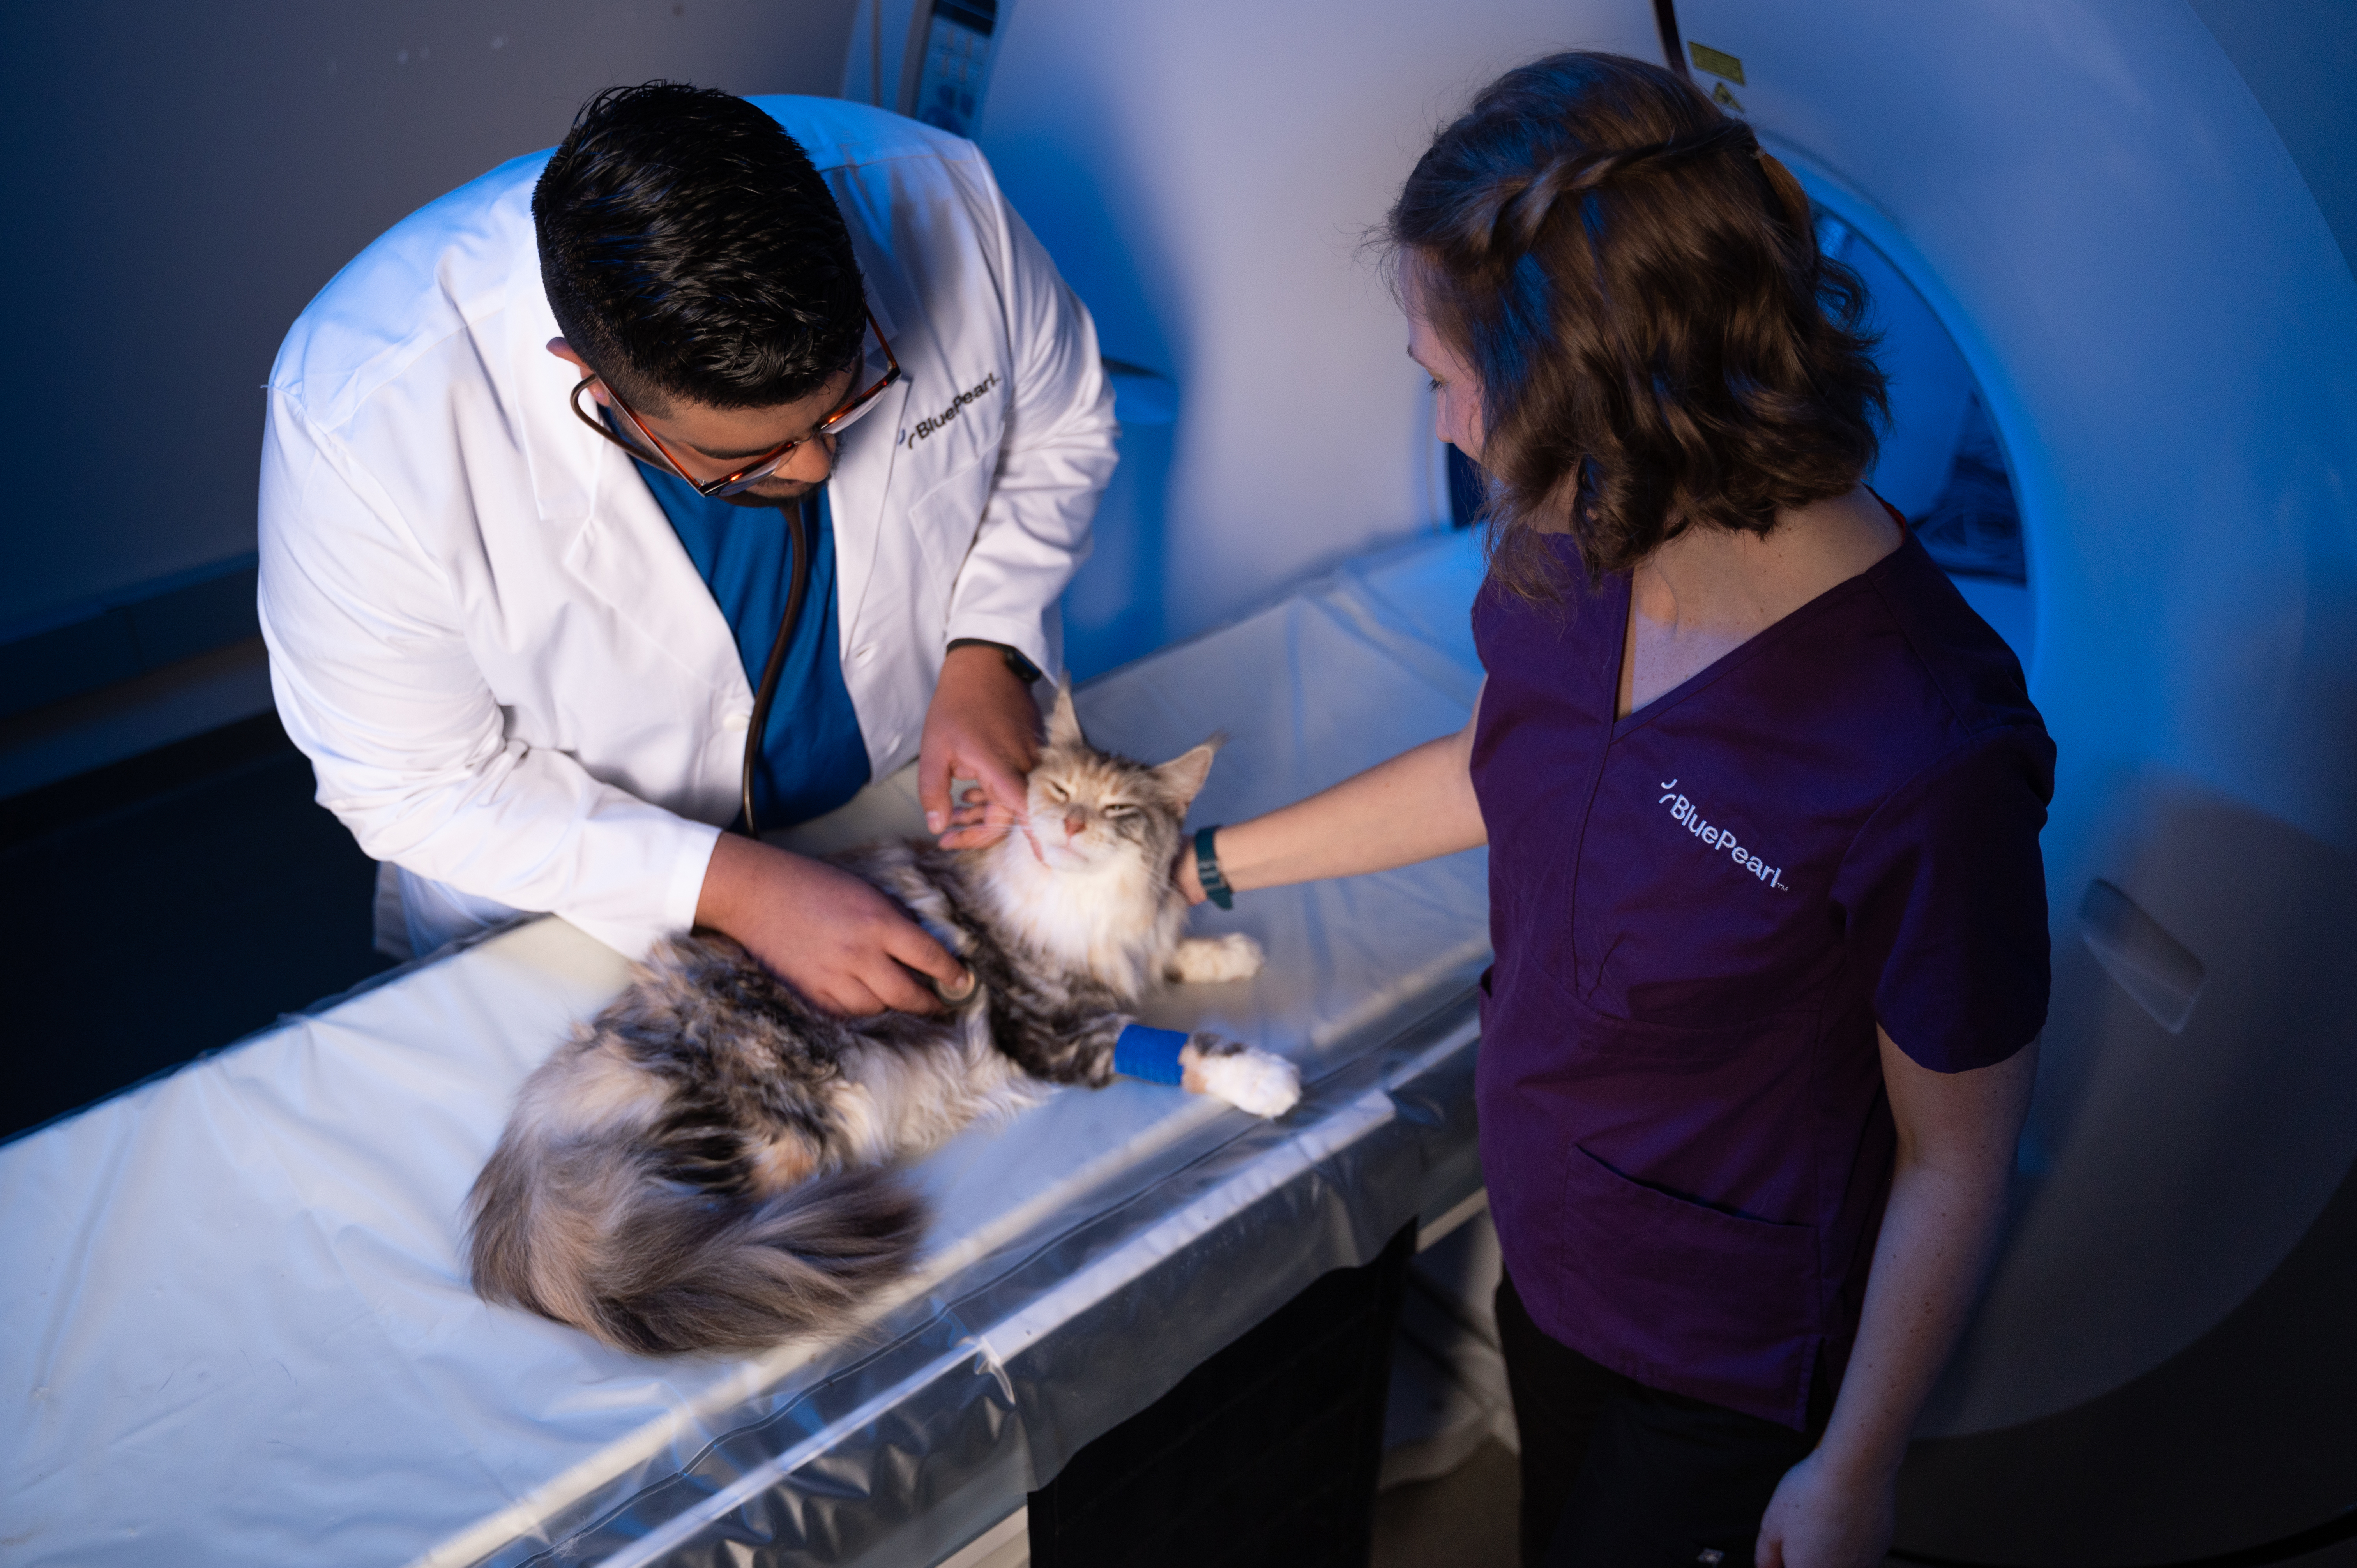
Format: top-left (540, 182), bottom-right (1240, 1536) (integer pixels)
top-left (1, 530), bottom-right (1491, 1568)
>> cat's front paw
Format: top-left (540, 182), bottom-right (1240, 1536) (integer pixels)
top-left (1182, 1038), bottom-right (1300, 1118)
top-left (1166, 934), bottom-right (1266, 984)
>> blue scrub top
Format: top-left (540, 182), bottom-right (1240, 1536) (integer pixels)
top-left (631, 459), bottom-right (871, 831)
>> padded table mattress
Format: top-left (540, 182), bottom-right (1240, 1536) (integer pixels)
top-left (2, 528), bottom-right (1492, 1567)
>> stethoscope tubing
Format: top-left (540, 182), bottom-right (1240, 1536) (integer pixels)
top-left (738, 496), bottom-right (814, 841)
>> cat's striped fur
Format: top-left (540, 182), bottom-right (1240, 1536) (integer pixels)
top-left (466, 690), bottom-right (1295, 1356)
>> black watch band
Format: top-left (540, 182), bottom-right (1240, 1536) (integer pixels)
top-left (947, 637), bottom-right (1044, 686)
top-left (1194, 825), bottom-right (1234, 910)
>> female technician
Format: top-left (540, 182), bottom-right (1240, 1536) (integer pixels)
top-left (1180, 54), bottom-right (2050, 1568)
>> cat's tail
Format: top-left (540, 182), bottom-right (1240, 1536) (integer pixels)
top-left (467, 1139), bottom-right (927, 1356)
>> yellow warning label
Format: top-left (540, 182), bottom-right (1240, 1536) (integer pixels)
top-left (1712, 81), bottom-right (1746, 113)
top-left (1690, 42), bottom-right (1746, 84)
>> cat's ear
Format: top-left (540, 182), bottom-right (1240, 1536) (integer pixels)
top-left (1046, 685), bottom-right (1085, 749)
top-left (1154, 740), bottom-right (1220, 804)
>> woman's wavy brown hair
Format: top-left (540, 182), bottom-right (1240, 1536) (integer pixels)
top-left (1389, 52), bottom-right (1888, 597)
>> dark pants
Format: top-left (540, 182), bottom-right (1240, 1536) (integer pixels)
top-left (1496, 1271), bottom-right (1830, 1568)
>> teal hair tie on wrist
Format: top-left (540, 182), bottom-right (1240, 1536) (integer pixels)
top-left (1194, 825), bottom-right (1234, 910)
top-left (1115, 1023), bottom-right (1189, 1085)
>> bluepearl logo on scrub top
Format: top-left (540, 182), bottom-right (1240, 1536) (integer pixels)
top-left (899, 371), bottom-right (1002, 446)
top-left (1657, 779), bottom-right (1788, 891)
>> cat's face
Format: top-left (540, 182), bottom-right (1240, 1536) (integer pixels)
top-left (1009, 689), bottom-right (1215, 881)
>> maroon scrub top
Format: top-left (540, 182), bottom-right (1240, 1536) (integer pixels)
top-left (1468, 523), bottom-right (2053, 1430)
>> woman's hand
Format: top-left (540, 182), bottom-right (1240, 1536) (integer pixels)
top-left (1173, 697), bottom-right (1487, 901)
top-left (1753, 1029), bottom-right (2037, 1567)
top-left (1754, 1448), bottom-right (1896, 1568)
top-left (1175, 837), bottom-right (1208, 904)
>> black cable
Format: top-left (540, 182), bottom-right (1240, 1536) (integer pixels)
top-left (1653, 0), bottom-right (1689, 81)
top-left (738, 496), bottom-right (813, 841)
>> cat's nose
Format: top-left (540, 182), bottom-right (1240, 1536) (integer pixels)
top-left (1064, 809), bottom-right (1086, 839)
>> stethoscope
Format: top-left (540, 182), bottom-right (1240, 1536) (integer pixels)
top-left (583, 364), bottom-right (895, 841)
top-left (598, 389), bottom-right (814, 843)
top-left (738, 496), bottom-right (814, 841)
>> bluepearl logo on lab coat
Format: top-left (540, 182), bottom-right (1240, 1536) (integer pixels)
top-left (901, 371), bottom-right (1002, 446)
top-left (1657, 779), bottom-right (1788, 891)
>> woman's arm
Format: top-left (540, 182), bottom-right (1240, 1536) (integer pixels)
top-left (1177, 698), bottom-right (1487, 902)
top-left (1754, 1028), bottom-right (2037, 1568)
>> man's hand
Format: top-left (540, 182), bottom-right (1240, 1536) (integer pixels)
top-left (1754, 1448), bottom-right (1897, 1568)
top-left (920, 643), bottom-right (1042, 848)
top-left (696, 833), bottom-right (969, 1015)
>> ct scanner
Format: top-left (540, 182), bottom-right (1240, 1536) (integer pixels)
top-left (1, 4), bottom-right (2350, 1566)
top-left (848, 0), bottom-right (2357, 1559)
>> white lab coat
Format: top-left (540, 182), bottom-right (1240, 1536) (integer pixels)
top-left (258, 97), bottom-right (1116, 959)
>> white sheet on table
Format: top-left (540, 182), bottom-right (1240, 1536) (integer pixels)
top-left (0, 528), bottom-right (1491, 1568)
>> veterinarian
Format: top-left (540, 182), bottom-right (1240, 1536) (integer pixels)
top-left (259, 85), bottom-right (1115, 1015)
top-left (1178, 55), bottom-right (2049, 1568)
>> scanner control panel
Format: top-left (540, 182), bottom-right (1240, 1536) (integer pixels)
top-left (916, 0), bottom-right (998, 139)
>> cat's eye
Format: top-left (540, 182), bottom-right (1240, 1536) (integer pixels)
top-left (1103, 803), bottom-right (1135, 818)
top-left (1044, 782), bottom-right (1069, 802)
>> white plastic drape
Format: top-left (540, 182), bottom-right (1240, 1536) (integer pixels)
top-left (1, 529), bottom-right (1491, 1568)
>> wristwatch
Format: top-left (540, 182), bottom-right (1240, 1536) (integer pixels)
top-left (1194, 825), bottom-right (1234, 910)
top-left (947, 637), bottom-right (1044, 685)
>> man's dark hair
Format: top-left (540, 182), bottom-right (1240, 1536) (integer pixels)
top-left (1388, 52), bottom-right (1888, 597)
top-left (534, 83), bottom-right (867, 413)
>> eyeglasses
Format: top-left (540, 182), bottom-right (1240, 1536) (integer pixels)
top-left (568, 308), bottom-right (902, 498)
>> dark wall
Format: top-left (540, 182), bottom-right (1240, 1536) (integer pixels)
top-left (0, 0), bottom-right (860, 633)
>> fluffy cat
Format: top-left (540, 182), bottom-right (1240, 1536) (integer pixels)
top-left (466, 689), bottom-right (1299, 1356)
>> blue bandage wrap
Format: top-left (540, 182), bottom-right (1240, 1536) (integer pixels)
top-left (1113, 1024), bottom-right (1190, 1086)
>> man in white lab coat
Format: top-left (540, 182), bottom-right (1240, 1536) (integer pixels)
top-left (259, 84), bottom-right (1116, 1014)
